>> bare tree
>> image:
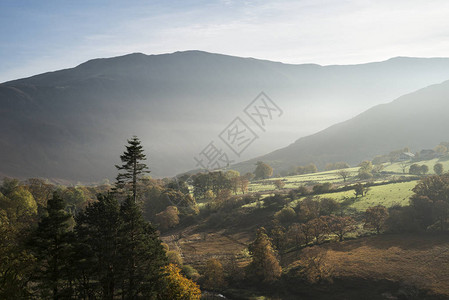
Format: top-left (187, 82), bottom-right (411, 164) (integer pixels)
top-left (336, 169), bottom-right (351, 182)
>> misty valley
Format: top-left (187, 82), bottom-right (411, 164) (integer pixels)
top-left (3, 2), bottom-right (449, 299)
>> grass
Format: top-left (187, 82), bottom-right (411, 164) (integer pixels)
top-left (161, 228), bottom-right (251, 271)
top-left (285, 233), bottom-right (449, 297)
top-left (247, 155), bottom-right (449, 195)
top-left (384, 157), bottom-right (449, 175)
top-left (289, 180), bottom-right (418, 211)
top-left (248, 167), bottom-right (360, 193)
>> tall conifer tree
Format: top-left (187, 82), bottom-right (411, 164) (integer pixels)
top-left (115, 136), bottom-right (150, 202)
top-left (30, 192), bottom-right (73, 299)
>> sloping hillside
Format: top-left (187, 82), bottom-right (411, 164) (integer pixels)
top-left (234, 80), bottom-right (449, 174)
top-left (2, 51), bottom-right (449, 181)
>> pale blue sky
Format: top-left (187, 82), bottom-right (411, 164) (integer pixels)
top-left (2, 0), bottom-right (449, 82)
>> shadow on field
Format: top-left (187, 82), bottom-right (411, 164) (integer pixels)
top-left (327, 233), bottom-right (449, 252)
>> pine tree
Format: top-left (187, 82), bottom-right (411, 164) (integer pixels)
top-left (74, 194), bottom-right (168, 299)
top-left (74, 194), bottom-right (121, 299)
top-left (115, 136), bottom-right (150, 202)
top-left (30, 192), bottom-right (73, 299)
top-left (118, 197), bottom-right (167, 299)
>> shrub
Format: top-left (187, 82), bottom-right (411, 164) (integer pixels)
top-left (274, 207), bottom-right (296, 224)
top-left (182, 265), bottom-right (200, 281)
top-left (167, 250), bottom-right (183, 266)
top-left (264, 194), bottom-right (287, 207)
top-left (156, 206), bottom-right (180, 231)
top-left (312, 182), bottom-right (333, 194)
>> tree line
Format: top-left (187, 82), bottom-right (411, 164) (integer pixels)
top-left (0, 136), bottom-right (200, 299)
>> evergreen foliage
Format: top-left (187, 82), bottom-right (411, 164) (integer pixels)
top-left (115, 136), bottom-right (150, 202)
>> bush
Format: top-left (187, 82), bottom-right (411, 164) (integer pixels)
top-left (358, 171), bottom-right (373, 180)
top-left (167, 250), bottom-right (183, 266)
top-left (312, 182), bottom-right (333, 194)
top-left (264, 194), bottom-right (287, 207)
top-left (319, 198), bottom-right (339, 216)
top-left (274, 207), bottom-right (297, 224)
top-left (182, 265), bottom-right (200, 281)
top-left (294, 186), bottom-right (309, 196)
top-left (385, 205), bottom-right (419, 233)
top-left (156, 206), bottom-right (180, 231)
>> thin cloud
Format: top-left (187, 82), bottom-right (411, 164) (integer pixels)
top-left (1, 0), bottom-right (449, 81)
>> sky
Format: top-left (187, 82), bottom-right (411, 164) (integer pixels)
top-left (2, 0), bottom-right (449, 82)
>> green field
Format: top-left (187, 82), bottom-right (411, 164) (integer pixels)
top-left (289, 180), bottom-right (418, 212)
top-left (248, 167), bottom-right (360, 193)
top-left (247, 156), bottom-right (449, 194)
top-left (384, 157), bottom-right (449, 174)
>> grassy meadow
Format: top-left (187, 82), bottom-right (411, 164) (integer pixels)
top-left (292, 180), bottom-right (418, 211)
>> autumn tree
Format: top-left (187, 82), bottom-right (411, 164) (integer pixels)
top-left (226, 170), bottom-right (240, 195)
top-left (247, 227), bottom-right (282, 282)
top-left (298, 247), bottom-right (333, 284)
top-left (243, 172), bottom-right (255, 181)
top-left (286, 223), bottom-right (304, 248)
top-left (269, 220), bottom-right (287, 251)
top-left (325, 216), bottom-right (357, 241)
top-left (115, 136), bottom-right (150, 202)
top-left (297, 197), bottom-right (320, 222)
top-left (299, 222), bottom-right (314, 245)
top-left (239, 177), bottom-right (250, 194)
top-left (319, 198), bottom-right (340, 216)
top-left (254, 161), bottom-right (273, 180)
top-left (155, 206), bottom-right (180, 231)
top-left (364, 205), bottom-right (389, 234)
top-left (158, 264), bottom-right (201, 300)
top-left (202, 258), bottom-right (226, 291)
top-left (308, 217), bottom-right (328, 244)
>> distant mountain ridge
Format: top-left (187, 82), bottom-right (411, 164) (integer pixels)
top-left (233, 79), bottom-right (449, 174)
top-left (2, 51), bottom-right (449, 182)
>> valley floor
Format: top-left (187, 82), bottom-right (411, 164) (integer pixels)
top-left (164, 228), bottom-right (449, 299)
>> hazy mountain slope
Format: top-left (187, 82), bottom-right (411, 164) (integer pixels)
top-left (234, 80), bottom-right (449, 173)
top-left (2, 51), bottom-right (449, 182)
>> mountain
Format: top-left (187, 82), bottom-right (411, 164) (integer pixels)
top-left (2, 51), bottom-right (449, 182)
top-left (233, 79), bottom-right (449, 174)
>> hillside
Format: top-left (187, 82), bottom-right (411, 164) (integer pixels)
top-left (234, 80), bottom-right (449, 174)
top-left (3, 51), bottom-right (449, 181)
